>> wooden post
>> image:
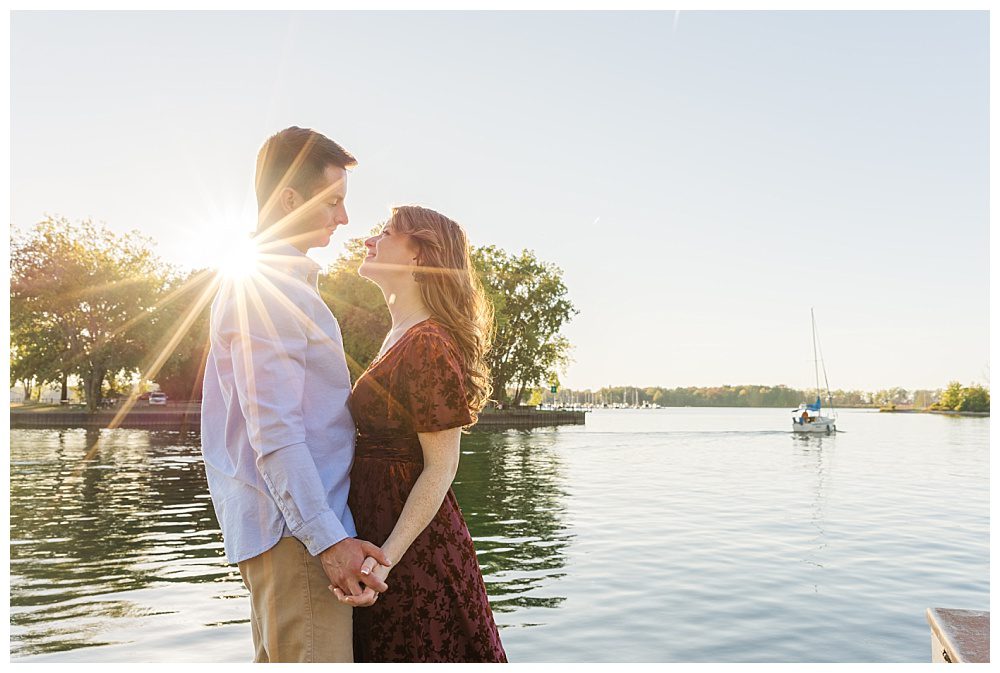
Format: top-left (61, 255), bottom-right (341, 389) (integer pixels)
top-left (926, 608), bottom-right (989, 663)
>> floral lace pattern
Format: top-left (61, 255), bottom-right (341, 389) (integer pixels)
top-left (347, 320), bottom-right (507, 663)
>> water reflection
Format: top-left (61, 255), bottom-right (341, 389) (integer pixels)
top-left (10, 429), bottom-right (235, 657)
top-left (791, 435), bottom-right (831, 583)
top-left (456, 430), bottom-right (572, 613)
top-left (9, 411), bottom-right (992, 663)
top-left (11, 427), bottom-right (570, 657)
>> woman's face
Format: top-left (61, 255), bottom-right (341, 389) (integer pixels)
top-left (359, 220), bottom-right (421, 281)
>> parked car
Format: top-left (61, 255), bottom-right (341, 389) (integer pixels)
top-left (138, 392), bottom-right (151, 401)
top-left (148, 392), bottom-right (168, 406)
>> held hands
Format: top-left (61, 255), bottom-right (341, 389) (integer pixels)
top-left (330, 555), bottom-right (390, 608)
top-left (319, 538), bottom-right (391, 600)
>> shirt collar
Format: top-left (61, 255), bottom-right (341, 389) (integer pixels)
top-left (259, 242), bottom-right (321, 284)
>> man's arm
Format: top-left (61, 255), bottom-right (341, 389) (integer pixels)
top-left (220, 279), bottom-right (389, 593)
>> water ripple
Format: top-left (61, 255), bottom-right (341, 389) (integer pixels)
top-left (9, 410), bottom-right (989, 662)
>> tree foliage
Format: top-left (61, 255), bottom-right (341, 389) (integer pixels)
top-left (11, 217), bottom-right (171, 411)
top-left (151, 268), bottom-right (215, 400)
top-left (10, 216), bottom-right (985, 419)
top-left (540, 384), bottom-right (946, 409)
top-left (472, 246), bottom-right (577, 406)
top-left (318, 239), bottom-right (578, 404)
top-left (935, 381), bottom-right (989, 412)
top-left (318, 233), bottom-right (391, 382)
top-left (937, 381), bottom-right (964, 410)
top-left (956, 384), bottom-right (990, 412)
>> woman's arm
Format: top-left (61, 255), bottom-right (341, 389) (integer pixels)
top-left (332, 426), bottom-right (462, 607)
top-left (380, 426), bottom-right (462, 564)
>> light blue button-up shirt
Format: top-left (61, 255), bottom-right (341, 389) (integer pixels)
top-left (201, 243), bottom-right (357, 564)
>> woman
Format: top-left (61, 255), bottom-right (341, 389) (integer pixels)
top-left (331, 205), bottom-right (507, 663)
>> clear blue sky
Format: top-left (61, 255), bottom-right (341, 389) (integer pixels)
top-left (11, 11), bottom-right (989, 392)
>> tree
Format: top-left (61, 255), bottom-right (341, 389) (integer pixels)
top-left (317, 239), bottom-right (578, 405)
top-left (11, 217), bottom-right (169, 411)
top-left (525, 388), bottom-right (546, 407)
top-left (317, 232), bottom-right (392, 382)
top-left (151, 268), bottom-right (215, 400)
top-left (10, 339), bottom-right (58, 401)
top-left (957, 384), bottom-right (990, 412)
top-left (874, 387), bottom-right (909, 408)
top-left (473, 246), bottom-right (577, 406)
top-left (11, 226), bottom-right (84, 401)
top-left (937, 381), bottom-right (964, 410)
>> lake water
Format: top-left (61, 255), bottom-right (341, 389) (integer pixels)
top-left (9, 408), bottom-right (989, 663)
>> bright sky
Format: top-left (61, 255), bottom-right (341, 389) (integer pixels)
top-left (10, 10), bottom-right (989, 392)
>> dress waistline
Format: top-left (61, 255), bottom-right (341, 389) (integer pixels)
top-left (354, 434), bottom-right (423, 464)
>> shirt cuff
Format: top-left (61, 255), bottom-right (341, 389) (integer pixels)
top-left (294, 510), bottom-right (350, 556)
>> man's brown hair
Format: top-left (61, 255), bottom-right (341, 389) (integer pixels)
top-left (255, 126), bottom-right (357, 220)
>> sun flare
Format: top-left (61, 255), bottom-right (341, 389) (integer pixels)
top-left (217, 236), bottom-right (261, 279)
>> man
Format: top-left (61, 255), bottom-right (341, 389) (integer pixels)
top-left (201, 126), bottom-right (389, 663)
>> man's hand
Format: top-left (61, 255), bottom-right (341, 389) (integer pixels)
top-left (318, 538), bottom-right (391, 597)
top-left (331, 557), bottom-right (390, 607)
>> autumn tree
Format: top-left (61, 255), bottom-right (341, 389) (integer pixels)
top-left (11, 217), bottom-right (169, 411)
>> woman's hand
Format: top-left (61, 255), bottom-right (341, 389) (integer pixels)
top-left (329, 555), bottom-right (391, 608)
top-left (333, 427), bottom-right (459, 608)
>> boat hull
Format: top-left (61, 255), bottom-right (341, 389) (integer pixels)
top-left (792, 418), bottom-right (837, 434)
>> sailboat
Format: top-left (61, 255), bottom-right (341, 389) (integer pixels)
top-left (792, 309), bottom-right (838, 434)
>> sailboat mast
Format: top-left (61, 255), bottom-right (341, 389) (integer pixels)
top-left (811, 307), bottom-right (820, 399)
top-left (814, 314), bottom-right (836, 414)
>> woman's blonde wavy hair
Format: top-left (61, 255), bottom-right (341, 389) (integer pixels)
top-left (389, 205), bottom-right (494, 421)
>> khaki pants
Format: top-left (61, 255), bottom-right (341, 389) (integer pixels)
top-left (237, 536), bottom-right (353, 663)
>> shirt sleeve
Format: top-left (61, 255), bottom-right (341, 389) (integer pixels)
top-left (218, 278), bottom-right (349, 555)
top-left (397, 330), bottom-right (473, 433)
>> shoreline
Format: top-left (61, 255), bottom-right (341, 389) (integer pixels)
top-left (10, 405), bottom-right (587, 430)
top-left (11, 404), bottom-right (989, 430)
top-left (878, 408), bottom-right (989, 417)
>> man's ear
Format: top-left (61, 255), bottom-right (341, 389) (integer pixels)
top-left (279, 186), bottom-right (300, 214)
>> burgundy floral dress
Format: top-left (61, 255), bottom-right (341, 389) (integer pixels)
top-left (347, 319), bottom-right (507, 663)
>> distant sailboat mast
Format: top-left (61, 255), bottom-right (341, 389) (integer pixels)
top-left (814, 312), bottom-right (836, 415)
top-left (812, 307), bottom-right (821, 403)
top-left (793, 309), bottom-right (838, 433)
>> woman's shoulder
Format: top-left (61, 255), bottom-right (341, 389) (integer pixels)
top-left (399, 319), bottom-right (462, 361)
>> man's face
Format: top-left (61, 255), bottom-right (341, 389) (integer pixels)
top-left (288, 164), bottom-right (349, 250)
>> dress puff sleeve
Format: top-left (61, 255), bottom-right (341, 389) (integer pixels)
top-left (397, 329), bottom-right (473, 433)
